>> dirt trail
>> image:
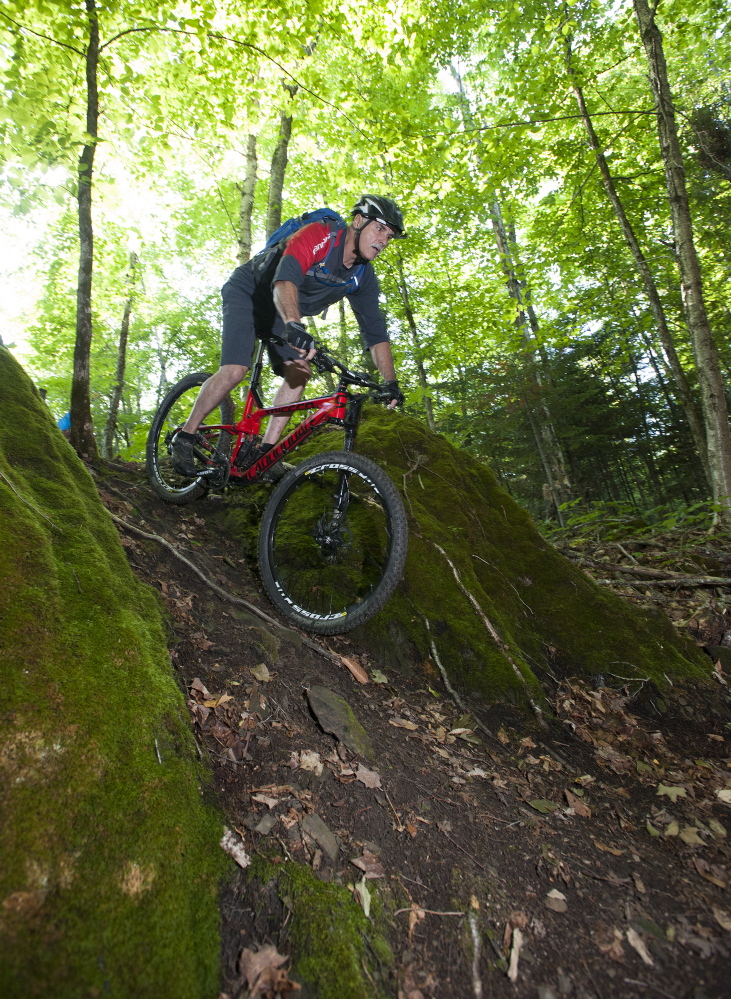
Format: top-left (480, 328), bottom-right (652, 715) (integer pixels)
top-left (97, 461), bottom-right (731, 999)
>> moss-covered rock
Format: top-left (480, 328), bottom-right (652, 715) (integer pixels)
top-left (352, 406), bottom-right (711, 702)
top-left (214, 405), bottom-right (711, 707)
top-left (247, 858), bottom-right (394, 998)
top-left (0, 349), bottom-right (228, 997)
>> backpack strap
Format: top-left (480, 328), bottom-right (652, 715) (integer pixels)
top-left (307, 220), bottom-right (366, 293)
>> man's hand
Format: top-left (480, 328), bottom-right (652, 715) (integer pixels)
top-left (283, 320), bottom-right (315, 356)
top-left (380, 379), bottom-right (404, 410)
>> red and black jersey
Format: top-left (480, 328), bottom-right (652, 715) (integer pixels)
top-left (224, 222), bottom-right (389, 348)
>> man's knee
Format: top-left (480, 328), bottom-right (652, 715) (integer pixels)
top-left (216, 364), bottom-right (248, 391)
top-left (281, 359), bottom-right (311, 387)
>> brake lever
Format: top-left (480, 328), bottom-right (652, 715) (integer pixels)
top-left (312, 351), bottom-right (337, 374)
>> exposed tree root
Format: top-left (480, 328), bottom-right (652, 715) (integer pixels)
top-left (423, 618), bottom-right (494, 741)
top-left (595, 577), bottom-right (731, 588)
top-left (567, 554), bottom-right (731, 587)
top-left (427, 539), bottom-right (546, 727)
top-left (109, 513), bottom-right (344, 667)
top-left (0, 469), bottom-right (62, 533)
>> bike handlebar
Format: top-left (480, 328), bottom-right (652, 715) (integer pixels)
top-left (264, 333), bottom-right (384, 395)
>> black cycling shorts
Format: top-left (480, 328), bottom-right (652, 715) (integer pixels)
top-left (220, 277), bottom-right (304, 374)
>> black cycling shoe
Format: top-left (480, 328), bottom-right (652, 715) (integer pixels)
top-left (245, 443), bottom-right (292, 483)
top-left (263, 461), bottom-right (292, 484)
top-left (171, 433), bottom-right (197, 477)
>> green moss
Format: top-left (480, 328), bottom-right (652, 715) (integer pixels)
top-left (350, 406), bottom-right (711, 701)
top-left (215, 403), bottom-right (711, 707)
top-left (0, 349), bottom-right (228, 998)
top-left (249, 858), bottom-right (393, 998)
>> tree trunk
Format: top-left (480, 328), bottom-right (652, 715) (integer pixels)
top-left (102, 252), bottom-right (138, 460)
top-left (265, 112), bottom-right (292, 241)
top-left (393, 253), bottom-right (436, 431)
top-left (567, 59), bottom-right (710, 488)
top-left (633, 0), bottom-right (731, 522)
top-left (236, 134), bottom-right (258, 264)
top-left (449, 61), bottom-right (572, 515)
top-left (69, 0), bottom-right (99, 460)
top-left (490, 200), bottom-right (571, 520)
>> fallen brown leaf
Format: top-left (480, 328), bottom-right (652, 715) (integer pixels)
top-left (390, 717), bottom-right (418, 731)
top-left (565, 789), bottom-right (591, 818)
top-left (239, 945), bottom-right (301, 996)
top-left (340, 655), bottom-right (369, 684)
top-left (355, 763), bottom-right (382, 789)
top-left (595, 926), bottom-right (625, 962)
top-left (593, 840), bottom-right (625, 856)
top-left (595, 744), bottom-right (632, 773)
top-left (350, 849), bottom-right (385, 879)
top-left (693, 856), bottom-right (727, 888)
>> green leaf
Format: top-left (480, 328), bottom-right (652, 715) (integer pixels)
top-left (656, 784), bottom-right (687, 802)
top-left (529, 799), bottom-right (559, 814)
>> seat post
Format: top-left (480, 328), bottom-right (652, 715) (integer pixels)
top-left (249, 340), bottom-right (265, 408)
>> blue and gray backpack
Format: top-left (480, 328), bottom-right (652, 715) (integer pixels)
top-left (254, 208), bottom-right (365, 293)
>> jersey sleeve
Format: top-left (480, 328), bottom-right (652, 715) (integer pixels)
top-left (272, 223), bottom-right (335, 286)
top-left (347, 266), bottom-right (390, 348)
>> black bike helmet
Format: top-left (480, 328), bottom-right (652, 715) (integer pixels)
top-left (351, 195), bottom-right (407, 238)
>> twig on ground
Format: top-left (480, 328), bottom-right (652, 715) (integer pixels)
top-left (394, 907), bottom-right (465, 917)
top-left (596, 576), bottom-right (731, 588)
top-left (0, 469), bottom-right (62, 532)
top-left (623, 979), bottom-right (675, 999)
top-left (109, 513), bottom-right (345, 667)
top-left (398, 873), bottom-right (434, 892)
top-left (426, 540), bottom-right (546, 727)
top-left (468, 910), bottom-right (484, 998)
top-left (384, 791), bottom-right (405, 832)
top-left (440, 829), bottom-right (487, 870)
top-left (616, 543), bottom-right (639, 564)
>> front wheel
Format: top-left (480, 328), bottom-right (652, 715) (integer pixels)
top-left (258, 451), bottom-right (408, 634)
top-left (146, 372), bottom-right (234, 504)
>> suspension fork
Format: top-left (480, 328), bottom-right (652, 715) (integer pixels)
top-left (343, 395), bottom-right (365, 452)
top-left (332, 395), bottom-right (365, 517)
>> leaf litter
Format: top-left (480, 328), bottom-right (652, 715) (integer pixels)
top-left (106, 464), bottom-right (731, 999)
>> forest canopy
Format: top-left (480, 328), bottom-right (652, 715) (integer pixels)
top-left (1, 0), bottom-right (729, 525)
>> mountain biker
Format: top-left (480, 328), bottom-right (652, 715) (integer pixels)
top-left (171, 195), bottom-right (407, 478)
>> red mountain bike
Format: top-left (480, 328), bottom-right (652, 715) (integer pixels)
top-left (146, 336), bottom-right (408, 635)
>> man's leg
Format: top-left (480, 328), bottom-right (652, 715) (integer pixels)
top-left (262, 359), bottom-right (311, 445)
top-left (172, 364), bottom-right (247, 476)
top-left (182, 364), bottom-right (248, 434)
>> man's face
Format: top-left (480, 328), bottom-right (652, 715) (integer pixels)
top-left (354, 216), bottom-right (397, 260)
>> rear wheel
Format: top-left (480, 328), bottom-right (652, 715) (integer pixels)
top-left (146, 372), bottom-right (234, 504)
top-left (258, 450), bottom-right (408, 634)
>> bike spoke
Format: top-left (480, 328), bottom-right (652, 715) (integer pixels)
top-left (269, 465), bottom-right (392, 621)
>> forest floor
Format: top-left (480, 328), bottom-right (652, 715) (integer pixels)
top-left (94, 460), bottom-right (731, 999)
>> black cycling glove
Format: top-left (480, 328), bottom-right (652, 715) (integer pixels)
top-left (381, 379), bottom-right (405, 406)
top-left (283, 321), bottom-right (315, 353)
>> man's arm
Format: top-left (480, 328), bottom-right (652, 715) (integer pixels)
top-left (272, 281), bottom-right (301, 322)
top-left (370, 341), bottom-right (401, 410)
top-left (272, 280), bottom-right (315, 360)
top-left (370, 341), bottom-right (396, 382)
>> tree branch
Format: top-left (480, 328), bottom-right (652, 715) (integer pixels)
top-left (0, 10), bottom-right (84, 55)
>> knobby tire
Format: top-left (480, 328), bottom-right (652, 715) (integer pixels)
top-left (258, 450), bottom-right (408, 634)
top-left (146, 372), bottom-right (234, 505)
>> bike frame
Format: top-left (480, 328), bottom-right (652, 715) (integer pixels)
top-left (199, 339), bottom-right (366, 483)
